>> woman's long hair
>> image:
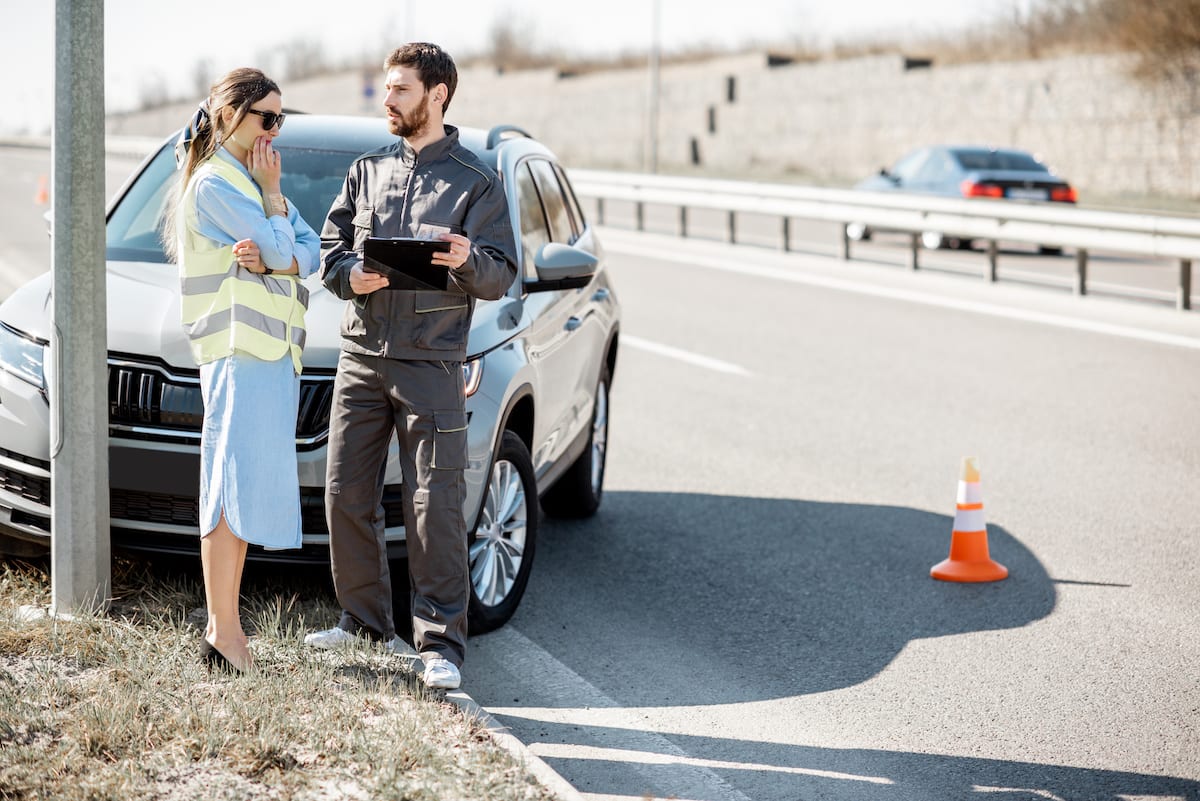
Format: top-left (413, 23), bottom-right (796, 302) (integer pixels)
top-left (160, 68), bottom-right (280, 262)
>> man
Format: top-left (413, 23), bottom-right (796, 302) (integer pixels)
top-left (306, 43), bottom-right (518, 690)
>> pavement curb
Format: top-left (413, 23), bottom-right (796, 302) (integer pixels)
top-left (446, 690), bottom-right (585, 801)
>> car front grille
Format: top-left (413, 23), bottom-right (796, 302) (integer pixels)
top-left (110, 485), bottom-right (406, 535)
top-left (0, 464), bottom-right (50, 506)
top-left (107, 357), bottom-right (335, 447)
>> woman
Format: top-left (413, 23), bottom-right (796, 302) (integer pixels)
top-left (163, 68), bottom-right (319, 672)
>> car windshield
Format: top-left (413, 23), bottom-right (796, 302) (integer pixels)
top-left (952, 150), bottom-right (1047, 172)
top-left (106, 143), bottom-right (361, 263)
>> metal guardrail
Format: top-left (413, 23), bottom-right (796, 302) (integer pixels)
top-left (569, 169), bottom-right (1197, 311)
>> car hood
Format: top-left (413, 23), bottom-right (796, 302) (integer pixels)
top-left (0, 261), bottom-right (523, 370)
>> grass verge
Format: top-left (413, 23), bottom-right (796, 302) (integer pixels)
top-left (0, 557), bottom-right (555, 801)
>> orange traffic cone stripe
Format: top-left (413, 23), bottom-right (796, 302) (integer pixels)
top-left (33, 175), bottom-right (49, 205)
top-left (931, 457), bottom-right (1008, 583)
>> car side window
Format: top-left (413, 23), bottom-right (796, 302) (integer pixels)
top-left (914, 151), bottom-right (958, 184)
top-left (528, 159), bottom-right (573, 245)
top-left (554, 163), bottom-right (586, 238)
top-left (889, 150), bottom-right (929, 184)
top-left (515, 162), bottom-right (551, 281)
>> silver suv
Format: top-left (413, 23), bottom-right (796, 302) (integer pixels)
top-left (0, 115), bottom-right (620, 632)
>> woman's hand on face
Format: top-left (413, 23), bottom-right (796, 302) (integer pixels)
top-left (247, 136), bottom-right (282, 194)
top-left (233, 239), bottom-right (265, 273)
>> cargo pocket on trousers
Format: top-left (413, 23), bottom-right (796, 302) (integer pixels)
top-left (431, 410), bottom-right (469, 470)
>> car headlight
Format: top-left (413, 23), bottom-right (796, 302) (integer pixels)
top-left (0, 322), bottom-right (46, 391)
top-left (463, 357), bottom-right (483, 397)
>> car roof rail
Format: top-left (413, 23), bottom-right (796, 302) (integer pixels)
top-left (486, 124), bottom-right (533, 149)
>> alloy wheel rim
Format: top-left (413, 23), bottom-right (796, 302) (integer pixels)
top-left (469, 458), bottom-right (528, 607)
top-left (589, 382), bottom-right (608, 494)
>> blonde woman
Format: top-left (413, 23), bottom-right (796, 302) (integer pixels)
top-left (164, 68), bottom-right (319, 672)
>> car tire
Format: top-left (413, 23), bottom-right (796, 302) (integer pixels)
top-left (1038, 246), bottom-right (1063, 256)
top-left (467, 429), bottom-right (537, 634)
top-left (845, 222), bottom-right (871, 242)
top-left (541, 365), bottom-right (610, 519)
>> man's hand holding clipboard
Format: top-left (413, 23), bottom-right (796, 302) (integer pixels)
top-left (350, 233), bottom-right (472, 294)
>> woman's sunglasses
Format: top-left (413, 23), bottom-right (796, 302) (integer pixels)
top-left (246, 109), bottom-right (286, 130)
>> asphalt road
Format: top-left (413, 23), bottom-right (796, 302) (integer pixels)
top-left (460, 230), bottom-right (1200, 800)
top-left (2, 146), bottom-right (1199, 800)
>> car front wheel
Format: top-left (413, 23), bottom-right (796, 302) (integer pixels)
top-left (467, 430), bottom-right (537, 633)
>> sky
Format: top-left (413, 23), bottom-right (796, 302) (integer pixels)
top-left (0, 0), bottom-right (1022, 135)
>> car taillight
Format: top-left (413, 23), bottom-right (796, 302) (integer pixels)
top-left (960, 180), bottom-right (1004, 198)
top-left (1050, 186), bottom-right (1077, 203)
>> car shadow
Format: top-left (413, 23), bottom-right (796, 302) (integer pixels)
top-left (513, 490), bottom-right (1057, 705)
top-left (495, 718), bottom-right (1200, 801)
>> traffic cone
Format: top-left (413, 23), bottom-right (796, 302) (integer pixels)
top-left (931, 457), bottom-right (1008, 582)
top-left (33, 174), bottom-right (49, 205)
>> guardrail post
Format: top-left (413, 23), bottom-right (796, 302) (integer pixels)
top-left (727, 211), bottom-right (736, 244)
top-left (987, 240), bottom-right (999, 282)
top-left (840, 223), bottom-right (850, 260)
top-left (636, 201), bottom-right (645, 232)
top-left (1074, 249), bottom-right (1089, 295)
top-left (908, 233), bottom-right (920, 270)
top-left (679, 206), bottom-right (688, 238)
top-left (1179, 259), bottom-right (1192, 311)
top-left (596, 197), bottom-right (605, 226)
top-left (782, 217), bottom-right (791, 252)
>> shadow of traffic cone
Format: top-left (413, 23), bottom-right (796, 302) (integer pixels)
top-left (33, 174), bottom-right (49, 205)
top-left (931, 457), bottom-right (1008, 582)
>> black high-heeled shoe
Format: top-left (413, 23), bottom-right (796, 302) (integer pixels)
top-left (199, 638), bottom-right (245, 674)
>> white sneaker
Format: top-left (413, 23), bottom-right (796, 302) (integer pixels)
top-left (422, 657), bottom-right (461, 690)
top-left (303, 627), bottom-right (357, 650)
top-left (385, 636), bottom-right (419, 657)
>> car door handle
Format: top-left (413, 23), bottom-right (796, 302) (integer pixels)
top-left (564, 317), bottom-right (582, 331)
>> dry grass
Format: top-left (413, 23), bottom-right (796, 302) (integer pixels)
top-left (0, 559), bottom-right (554, 801)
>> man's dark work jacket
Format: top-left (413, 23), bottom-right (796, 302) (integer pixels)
top-left (320, 125), bottom-right (518, 362)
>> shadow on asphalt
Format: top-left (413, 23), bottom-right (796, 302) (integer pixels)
top-left (504, 719), bottom-right (1200, 801)
top-left (513, 490), bottom-right (1057, 705)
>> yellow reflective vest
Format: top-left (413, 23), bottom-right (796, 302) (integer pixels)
top-left (178, 157), bottom-right (308, 374)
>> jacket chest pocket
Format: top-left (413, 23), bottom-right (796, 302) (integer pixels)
top-left (414, 291), bottom-right (469, 351)
top-left (352, 206), bottom-right (375, 251)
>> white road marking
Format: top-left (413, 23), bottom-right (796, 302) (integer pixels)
top-left (531, 743), bottom-right (894, 785)
top-left (622, 334), bottom-right (751, 376)
top-left (609, 239), bottom-right (1200, 351)
top-left (482, 626), bottom-right (755, 801)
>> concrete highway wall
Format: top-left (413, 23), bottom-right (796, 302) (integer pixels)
top-left (106, 50), bottom-right (1200, 200)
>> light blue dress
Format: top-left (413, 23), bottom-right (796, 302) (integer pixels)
top-left (190, 148), bottom-right (320, 550)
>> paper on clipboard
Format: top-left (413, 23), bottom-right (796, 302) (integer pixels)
top-left (363, 237), bottom-right (452, 290)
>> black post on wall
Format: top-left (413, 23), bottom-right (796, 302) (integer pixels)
top-left (51, 0), bottom-right (110, 616)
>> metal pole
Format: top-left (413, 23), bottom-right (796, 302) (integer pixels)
top-left (1179, 259), bottom-right (1192, 311)
top-left (987, 239), bottom-right (999, 282)
top-left (727, 211), bottom-right (736, 244)
top-left (839, 223), bottom-right (849, 260)
top-left (783, 217), bottom-right (792, 253)
top-left (636, 201), bottom-right (645, 232)
top-left (908, 233), bottom-right (920, 270)
top-left (679, 206), bottom-right (688, 238)
top-left (51, 0), bottom-right (110, 616)
top-left (644, 0), bottom-right (661, 174)
top-left (1074, 249), bottom-right (1089, 296)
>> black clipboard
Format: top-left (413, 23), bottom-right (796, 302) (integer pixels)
top-left (363, 237), bottom-right (452, 290)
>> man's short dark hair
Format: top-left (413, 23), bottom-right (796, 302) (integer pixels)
top-left (384, 42), bottom-right (458, 113)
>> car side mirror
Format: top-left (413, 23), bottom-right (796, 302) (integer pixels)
top-left (524, 243), bottom-right (597, 292)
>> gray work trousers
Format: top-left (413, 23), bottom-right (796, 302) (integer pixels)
top-left (325, 350), bottom-right (470, 666)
